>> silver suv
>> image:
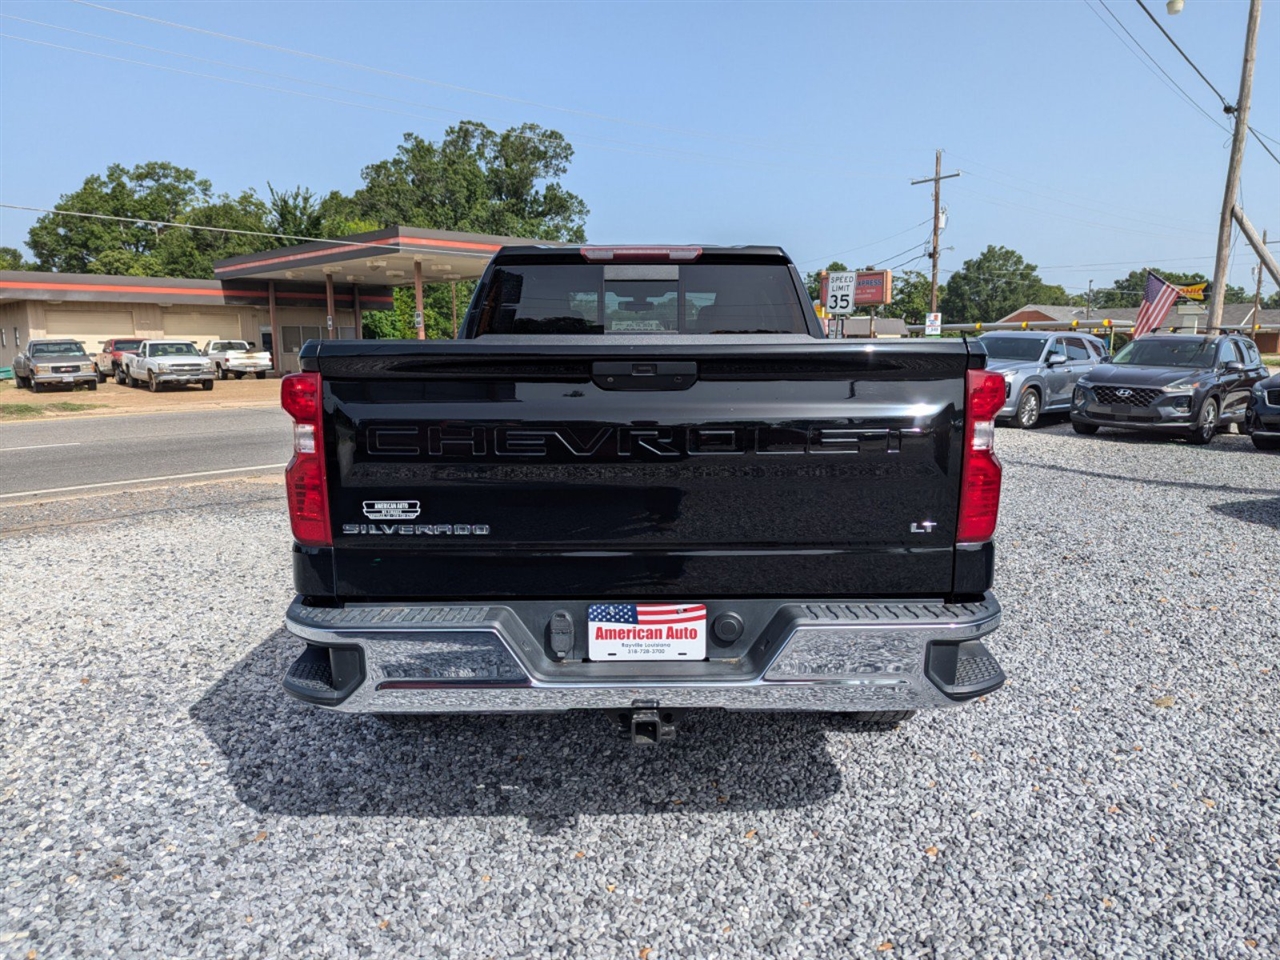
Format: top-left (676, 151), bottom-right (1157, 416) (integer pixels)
top-left (980, 331), bottom-right (1109, 428)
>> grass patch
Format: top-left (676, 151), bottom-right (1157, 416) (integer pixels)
top-left (0, 401), bottom-right (105, 421)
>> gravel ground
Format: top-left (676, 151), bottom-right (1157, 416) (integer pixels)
top-left (1, 421), bottom-right (1278, 959)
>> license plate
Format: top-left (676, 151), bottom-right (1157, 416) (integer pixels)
top-left (587, 603), bottom-right (707, 661)
top-left (62, 377), bottom-right (74, 383)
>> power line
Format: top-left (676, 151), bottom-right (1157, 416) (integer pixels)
top-left (0, 201), bottom-right (405, 252)
top-left (944, 151), bottom-right (1208, 232)
top-left (1130, 0), bottom-right (1280, 168)
top-left (797, 219), bottom-right (932, 267)
top-left (0, 32), bottom-right (800, 174)
top-left (1132, 0), bottom-right (1232, 107)
top-left (66, 0), bottom-right (834, 162)
top-left (957, 168), bottom-right (1207, 234)
top-left (1089, 0), bottom-right (1231, 134)
top-left (950, 184), bottom-right (1217, 241)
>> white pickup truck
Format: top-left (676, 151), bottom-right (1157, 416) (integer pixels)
top-left (202, 340), bottom-right (273, 380)
top-left (121, 340), bottom-right (215, 392)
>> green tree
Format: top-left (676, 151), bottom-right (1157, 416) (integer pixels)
top-left (1094, 269), bottom-right (1248, 309)
top-left (153, 191), bottom-right (270, 278)
top-left (0, 246), bottom-right (34, 270)
top-left (939, 245), bottom-right (1058, 325)
top-left (884, 269), bottom-right (932, 322)
top-left (28, 162), bottom-right (214, 274)
top-left (24, 162), bottom-right (273, 278)
top-left (267, 184), bottom-right (325, 239)
top-left (362, 281), bottom-right (476, 340)
top-left (354, 122), bottom-right (588, 241)
top-left (803, 261), bottom-right (848, 302)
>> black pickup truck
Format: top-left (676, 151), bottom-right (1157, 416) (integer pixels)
top-left (279, 245), bottom-right (1007, 741)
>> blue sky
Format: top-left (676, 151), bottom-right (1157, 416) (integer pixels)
top-left (1, 0), bottom-right (1277, 302)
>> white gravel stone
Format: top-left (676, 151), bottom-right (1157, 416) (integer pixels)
top-left (0, 423), bottom-right (1277, 958)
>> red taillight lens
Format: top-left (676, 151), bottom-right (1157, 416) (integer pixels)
top-left (281, 372), bottom-right (319, 421)
top-left (957, 369), bottom-right (1004, 545)
top-left (281, 372), bottom-right (331, 547)
top-left (579, 246), bottom-right (702, 262)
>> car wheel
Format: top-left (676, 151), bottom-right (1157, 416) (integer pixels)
top-left (255, 371), bottom-right (267, 380)
top-left (1012, 388), bottom-right (1041, 429)
top-left (114, 366), bottom-right (126, 386)
top-left (1252, 434), bottom-right (1280, 451)
top-left (202, 379), bottom-right (214, 391)
top-left (87, 381), bottom-right (97, 392)
top-left (95, 366), bottom-right (107, 384)
top-left (30, 380), bottom-right (43, 394)
top-left (1187, 396), bottom-right (1219, 445)
top-left (126, 368), bottom-right (137, 387)
top-left (148, 372), bottom-right (159, 393)
top-left (14, 374), bottom-right (27, 388)
top-left (1072, 421), bottom-right (1099, 435)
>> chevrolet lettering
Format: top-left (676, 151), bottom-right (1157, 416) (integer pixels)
top-left (279, 244), bottom-right (1008, 744)
top-left (363, 424), bottom-right (929, 460)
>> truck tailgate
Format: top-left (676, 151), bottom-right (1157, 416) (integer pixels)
top-left (310, 338), bottom-right (973, 599)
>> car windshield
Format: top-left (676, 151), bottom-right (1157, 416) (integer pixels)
top-left (1112, 339), bottom-right (1218, 368)
top-left (113, 340), bottom-right (143, 351)
top-left (150, 343), bottom-right (199, 357)
top-left (31, 341), bottom-right (87, 357)
top-left (471, 261), bottom-right (808, 335)
top-left (980, 337), bottom-right (1048, 361)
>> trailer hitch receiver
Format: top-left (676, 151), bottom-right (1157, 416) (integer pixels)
top-left (618, 701), bottom-right (679, 745)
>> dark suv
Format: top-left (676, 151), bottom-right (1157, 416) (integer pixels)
top-left (1070, 334), bottom-right (1268, 445)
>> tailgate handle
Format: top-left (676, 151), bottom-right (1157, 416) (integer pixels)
top-left (592, 361), bottom-right (698, 391)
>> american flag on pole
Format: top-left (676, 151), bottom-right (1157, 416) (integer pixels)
top-left (1132, 270), bottom-right (1183, 339)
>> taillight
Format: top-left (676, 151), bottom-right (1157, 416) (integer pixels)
top-left (957, 369), bottom-right (1005, 545)
top-left (580, 246), bottom-right (702, 262)
top-left (281, 371), bottom-right (331, 547)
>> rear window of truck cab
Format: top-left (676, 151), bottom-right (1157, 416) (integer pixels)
top-left (471, 262), bottom-right (808, 335)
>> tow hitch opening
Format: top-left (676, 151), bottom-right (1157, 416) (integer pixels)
top-left (616, 702), bottom-right (681, 744)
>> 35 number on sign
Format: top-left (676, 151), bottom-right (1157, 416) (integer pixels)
top-left (826, 272), bottom-right (857, 315)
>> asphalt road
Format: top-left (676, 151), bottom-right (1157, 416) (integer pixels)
top-left (0, 407), bottom-right (292, 498)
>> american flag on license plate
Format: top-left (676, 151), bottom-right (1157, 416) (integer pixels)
top-left (587, 603), bottom-right (707, 625)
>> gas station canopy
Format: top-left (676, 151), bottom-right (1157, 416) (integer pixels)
top-left (213, 225), bottom-right (550, 285)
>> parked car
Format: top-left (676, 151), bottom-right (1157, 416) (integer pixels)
top-left (95, 337), bottom-right (144, 384)
top-left (202, 340), bottom-right (273, 380)
top-left (1071, 334), bottom-right (1268, 445)
top-left (979, 330), bottom-right (1108, 428)
top-left (12, 339), bottom-right (98, 392)
top-left (122, 340), bottom-right (215, 392)
top-left (1245, 372), bottom-right (1280, 451)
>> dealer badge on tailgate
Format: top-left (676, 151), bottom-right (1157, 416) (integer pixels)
top-left (587, 603), bottom-right (707, 661)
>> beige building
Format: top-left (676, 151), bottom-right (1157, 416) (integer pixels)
top-left (0, 272), bottom-right (383, 374)
top-left (1, 226), bottom-right (539, 373)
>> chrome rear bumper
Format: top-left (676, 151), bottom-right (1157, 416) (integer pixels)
top-left (282, 594), bottom-right (1004, 714)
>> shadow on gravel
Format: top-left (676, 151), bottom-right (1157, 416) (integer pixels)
top-left (1058, 428), bottom-right (1263, 454)
top-left (1002, 458), bottom-right (1278, 496)
top-left (1210, 496), bottom-right (1280, 530)
top-left (191, 631), bottom-right (870, 827)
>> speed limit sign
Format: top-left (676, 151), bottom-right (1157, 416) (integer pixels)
top-left (826, 271), bottom-right (857, 314)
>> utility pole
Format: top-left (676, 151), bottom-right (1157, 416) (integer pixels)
top-left (1086, 279), bottom-right (1093, 327)
top-left (1208, 0), bottom-right (1262, 334)
top-left (911, 150), bottom-right (960, 313)
top-left (1252, 229), bottom-right (1268, 337)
